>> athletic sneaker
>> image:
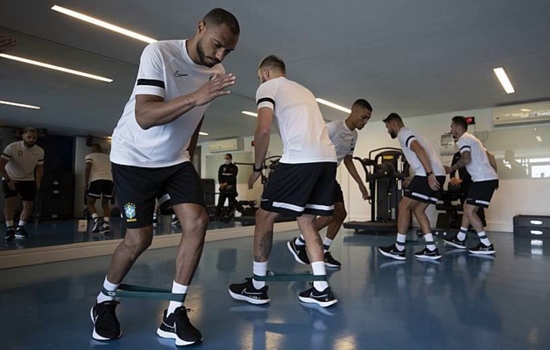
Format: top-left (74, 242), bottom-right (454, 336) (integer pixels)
top-left (469, 243), bottom-right (496, 255)
top-left (324, 251), bottom-right (341, 269)
top-left (228, 277), bottom-right (270, 305)
top-left (298, 286), bottom-right (338, 308)
top-left (5, 226), bottom-right (15, 241)
top-left (287, 239), bottom-right (310, 265)
top-left (157, 307), bottom-right (202, 346)
top-left (444, 236), bottom-right (467, 249)
top-left (414, 247), bottom-right (442, 260)
top-left (15, 227), bottom-right (28, 239)
top-left (152, 216), bottom-right (159, 227)
top-left (90, 300), bottom-right (121, 341)
top-left (171, 216), bottom-right (180, 226)
top-left (91, 219), bottom-right (102, 233)
top-left (378, 244), bottom-right (406, 261)
top-left (100, 222), bottom-right (110, 234)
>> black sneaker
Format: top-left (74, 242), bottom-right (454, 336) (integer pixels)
top-left (90, 300), bottom-right (121, 341)
top-left (92, 219), bottom-right (102, 233)
top-left (469, 243), bottom-right (496, 255)
top-left (100, 222), bottom-right (110, 234)
top-left (414, 247), bottom-right (442, 260)
top-left (298, 286), bottom-right (338, 308)
top-left (15, 227), bottom-right (28, 239)
top-left (157, 307), bottom-right (202, 346)
top-left (228, 278), bottom-right (270, 305)
top-left (5, 226), bottom-right (15, 241)
top-left (324, 251), bottom-right (341, 269)
top-left (152, 216), bottom-right (159, 227)
top-left (378, 244), bottom-right (406, 261)
top-left (444, 236), bottom-right (466, 249)
top-left (287, 239), bottom-right (310, 265)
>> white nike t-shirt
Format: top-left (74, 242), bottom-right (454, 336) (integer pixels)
top-left (85, 152), bottom-right (113, 183)
top-left (457, 132), bottom-right (498, 182)
top-left (256, 77), bottom-right (336, 164)
top-left (1, 141), bottom-right (44, 181)
top-left (326, 120), bottom-right (357, 166)
top-left (110, 40), bottom-right (225, 168)
top-left (397, 127), bottom-right (445, 176)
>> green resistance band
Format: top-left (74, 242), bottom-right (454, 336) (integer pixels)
top-left (253, 271), bottom-right (327, 282)
top-left (102, 284), bottom-right (186, 302)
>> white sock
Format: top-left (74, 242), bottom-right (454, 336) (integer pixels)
top-left (477, 231), bottom-right (491, 246)
top-left (103, 217), bottom-right (110, 223)
top-left (18, 220), bottom-right (26, 228)
top-left (295, 235), bottom-right (306, 246)
top-left (323, 237), bottom-right (333, 252)
top-left (311, 261), bottom-right (329, 291)
top-left (153, 213), bottom-right (158, 219)
top-left (6, 220), bottom-right (14, 228)
top-left (252, 261), bottom-right (267, 289)
top-left (424, 233), bottom-right (436, 250)
top-left (167, 281), bottom-right (188, 315)
top-left (92, 213), bottom-right (99, 221)
top-left (457, 227), bottom-right (468, 241)
top-left (96, 276), bottom-right (119, 303)
top-left (395, 233), bottom-right (407, 251)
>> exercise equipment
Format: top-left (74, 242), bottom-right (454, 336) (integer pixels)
top-left (102, 284), bottom-right (186, 302)
top-left (253, 271), bottom-right (326, 282)
top-left (343, 147), bottom-right (408, 235)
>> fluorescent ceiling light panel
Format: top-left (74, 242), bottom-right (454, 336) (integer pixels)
top-left (242, 111), bottom-right (258, 117)
top-left (51, 5), bottom-right (157, 44)
top-left (536, 136), bottom-right (543, 143)
top-left (316, 98), bottom-right (351, 113)
top-left (0, 53), bottom-right (113, 82)
top-left (199, 132), bottom-right (209, 136)
top-left (493, 67), bottom-right (515, 94)
top-left (0, 100), bottom-right (41, 110)
top-left (520, 108), bottom-right (531, 112)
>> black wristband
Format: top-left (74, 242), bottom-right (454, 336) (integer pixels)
top-left (426, 172), bottom-right (433, 176)
top-left (253, 165), bottom-right (262, 172)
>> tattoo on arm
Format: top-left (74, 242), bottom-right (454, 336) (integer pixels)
top-left (452, 152), bottom-right (471, 172)
top-left (314, 237), bottom-right (323, 249)
top-left (254, 230), bottom-right (273, 262)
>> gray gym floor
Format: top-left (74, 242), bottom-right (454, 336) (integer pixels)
top-left (0, 228), bottom-right (548, 349)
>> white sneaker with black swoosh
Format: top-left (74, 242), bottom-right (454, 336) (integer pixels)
top-left (298, 286), bottom-right (338, 308)
top-left (228, 277), bottom-right (270, 305)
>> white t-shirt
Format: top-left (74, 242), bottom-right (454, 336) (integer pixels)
top-left (397, 127), bottom-right (445, 176)
top-left (85, 152), bottom-right (113, 183)
top-left (458, 132), bottom-right (498, 182)
top-left (256, 77), bottom-right (336, 164)
top-left (1, 141), bottom-right (44, 181)
top-left (110, 40), bottom-right (225, 168)
top-left (326, 120), bottom-right (357, 166)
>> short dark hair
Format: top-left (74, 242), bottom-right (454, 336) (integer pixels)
top-left (353, 99), bottom-right (372, 112)
top-left (452, 116), bottom-right (468, 130)
top-left (382, 112), bottom-right (403, 124)
top-left (23, 127), bottom-right (38, 134)
top-left (203, 8), bottom-right (240, 36)
top-left (258, 55), bottom-right (286, 74)
top-left (225, 153), bottom-right (232, 159)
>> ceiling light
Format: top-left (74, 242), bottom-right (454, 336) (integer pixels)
top-left (316, 98), bottom-right (351, 113)
top-left (199, 132), bottom-right (209, 136)
top-left (521, 108), bottom-right (531, 112)
top-left (536, 136), bottom-right (543, 143)
top-left (0, 53), bottom-right (113, 82)
top-left (242, 111), bottom-right (258, 117)
top-left (51, 5), bottom-right (157, 44)
top-left (0, 100), bottom-right (41, 110)
top-left (493, 67), bottom-right (515, 94)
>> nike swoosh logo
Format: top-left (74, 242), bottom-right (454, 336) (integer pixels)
top-left (312, 293), bottom-right (328, 298)
top-left (243, 288), bottom-right (263, 296)
top-left (162, 321), bottom-right (175, 329)
top-left (174, 70), bottom-right (188, 77)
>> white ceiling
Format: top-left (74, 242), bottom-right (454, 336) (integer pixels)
top-left (1, 0), bottom-right (549, 141)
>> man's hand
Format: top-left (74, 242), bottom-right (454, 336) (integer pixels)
top-left (449, 178), bottom-right (462, 186)
top-left (248, 171), bottom-right (261, 189)
top-left (403, 176), bottom-right (412, 188)
top-left (192, 73), bottom-right (236, 106)
top-left (219, 183), bottom-right (227, 191)
top-left (444, 166), bottom-right (452, 174)
top-left (359, 183), bottom-right (370, 200)
top-left (428, 173), bottom-right (440, 191)
top-left (36, 181), bottom-right (41, 191)
top-left (7, 180), bottom-right (16, 191)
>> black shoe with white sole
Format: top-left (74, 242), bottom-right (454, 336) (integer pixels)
top-left (90, 300), bottom-right (121, 341)
top-left (229, 278), bottom-right (270, 305)
top-left (298, 286), bottom-right (338, 308)
top-left (414, 247), bottom-right (442, 260)
top-left (157, 307), bottom-right (202, 346)
top-left (100, 222), bottom-right (110, 234)
top-left (324, 251), bottom-right (341, 269)
top-left (444, 236), bottom-right (466, 249)
top-left (91, 220), bottom-right (102, 233)
top-left (15, 227), bottom-right (28, 239)
top-left (469, 243), bottom-right (496, 255)
top-left (378, 244), bottom-right (406, 261)
top-left (287, 239), bottom-right (310, 265)
top-left (4, 226), bottom-right (15, 241)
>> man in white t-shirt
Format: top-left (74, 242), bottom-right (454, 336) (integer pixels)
top-left (0, 127), bottom-right (44, 241)
top-left (287, 99), bottom-right (372, 269)
top-left (90, 8), bottom-right (239, 346)
top-left (378, 113), bottom-right (446, 261)
top-left (444, 116), bottom-right (498, 255)
top-left (229, 55), bottom-right (339, 308)
top-left (84, 144), bottom-right (113, 234)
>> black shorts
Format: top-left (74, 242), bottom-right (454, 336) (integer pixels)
top-left (112, 162), bottom-right (204, 228)
top-left (261, 162), bottom-right (336, 217)
top-left (2, 180), bottom-right (36, 201)
top-left (466, 179), bottom-right (499, 208)
top-left (404, 175), bottom-right (446, 204)
top-left (334, 180), bottom-right (344, 203)
top-left (88, 180), bottom-right (114, 199)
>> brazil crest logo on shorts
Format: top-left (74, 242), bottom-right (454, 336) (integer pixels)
top-left (124, 203), bottom-right (137, 222)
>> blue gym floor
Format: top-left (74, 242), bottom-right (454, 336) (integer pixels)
top-left (0, 229), bottom-right (549, 349)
